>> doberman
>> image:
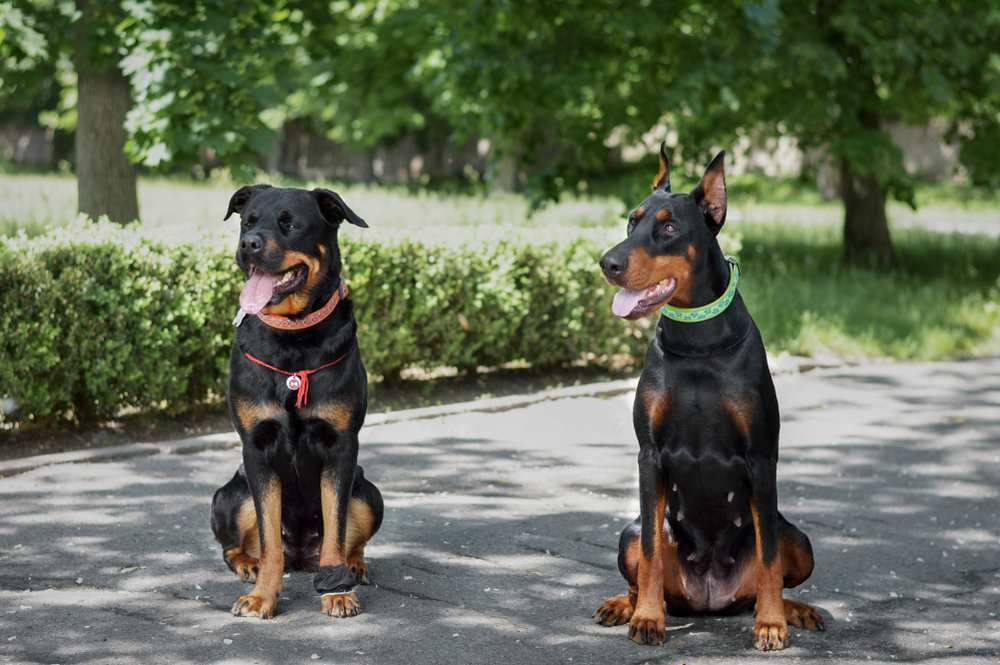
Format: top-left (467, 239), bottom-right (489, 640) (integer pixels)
top-left (594, 144), bottom-right (825, 650)
top-left (211, 185), bottom-right (383, 620)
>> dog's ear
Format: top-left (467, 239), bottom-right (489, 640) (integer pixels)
top-left (313, 188), bottom-right (368, 228)
top-left (224, 184), bottom-right (272, 221)
top-left (692, 151), bottom-right (727, 234)
top-left (652, 141), bottom-right (671, 192)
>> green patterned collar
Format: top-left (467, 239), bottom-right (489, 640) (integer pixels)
top-left (659, 258), bottom-right (740, 322)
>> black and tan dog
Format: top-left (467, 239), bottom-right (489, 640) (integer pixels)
top-left (211, 185), bottom-right (382, 619)
top-left (594, 145), bottom-right (824, 650)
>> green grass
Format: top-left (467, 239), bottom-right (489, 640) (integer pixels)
top-left (738, 223), bottom-right (1000, 361)
top-left (2, 171), bottom-right (997, 363)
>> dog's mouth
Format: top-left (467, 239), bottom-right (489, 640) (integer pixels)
top-left (239, 265), bottom-right (308, 315)
top-left (611, 278), bottom-right (677, 320)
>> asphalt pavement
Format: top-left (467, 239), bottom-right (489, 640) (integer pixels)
top-left (1, 357), bottom-right (998, 665)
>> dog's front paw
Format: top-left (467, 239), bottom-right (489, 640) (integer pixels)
top-left (322, 592), bottom-right (361, 618)
top-left (595, 596), bottom-right (634, 626)
top-left (627, 612), bottom-right (666, 646)
top-left (231, 594), bottom-right (277, 619)
top-left (753, 617), bottom-right (790, 650)
top-left (784, 599), bottom-right (826, 631)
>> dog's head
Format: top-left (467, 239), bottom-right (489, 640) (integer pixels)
top-left (224, 185), bottom-right (368, 317)
top-left (599, 143), bottom-right (727, 320)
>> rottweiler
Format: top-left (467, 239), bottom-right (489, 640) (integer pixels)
top-left (594, 144), bottom-right (825, 649)
top-left (211, 185), bottom-right (383, 619)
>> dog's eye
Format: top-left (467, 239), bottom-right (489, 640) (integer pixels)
top-left (278, 212), bottom-right (294, 229)
top-left (663, 223), bottom-right (677, 235)
top-left (626, 214), bottom-right (637, 234)
top-left (243, 213), bottom-right (258, 229)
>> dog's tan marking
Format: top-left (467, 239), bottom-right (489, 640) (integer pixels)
top-left (261, 247), bottom-right (327, 317)
top-left (232, 397), bottom-right (285, 433)
top-left (307, 399), bottom-right (354, 432)
top-left (624, 246), bottom-right (694, 308)
top-left (778, 528), bottom-right (815, 589)
top-left (657, 209), bottom-right (671, 221)
top-left (698, 161), bottom-right (727, 226)
top-left (720, 394), bottom-right (755, 439)
top-left (223, 495), bottom-right (262, 581)
top-left (750, 501), bottom-right (789, 650)
top-left (642, 388), bottom-right (673, 435)
top-left (232, 480), bottom-right (284, 619)
top-left (319, 474), bottom-right (345, 568)
top-left (345, 496), bottom-right (377, 585)
top-left (596, 536), bottom-right (640, 626)
top-left (653, 150), bottom-right (669, 190)
top-left (237, 499), bottom-right (261, 559)
top-left (628, 491), bottom-right (668, 645)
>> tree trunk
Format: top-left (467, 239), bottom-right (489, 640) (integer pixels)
top-left (840, 158), bottom-right (895, 267)
top-left (279, 118), bottom-right (307, 178)
top-left (488, 143), bottom-right (521, 194)
top-left (75, 2), bottom-right (139, 225)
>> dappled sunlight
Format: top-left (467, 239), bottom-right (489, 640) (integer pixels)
top-left (1, 359), bottom-right (997, 662)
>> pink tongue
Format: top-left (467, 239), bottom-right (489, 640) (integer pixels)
top-left (239, 270), bottom-right (281, 315)
top-left (612, 288), bottom-right (647, 318)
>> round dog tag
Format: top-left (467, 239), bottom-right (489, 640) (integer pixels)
top-left (286, 375), bottom-right (302, 391)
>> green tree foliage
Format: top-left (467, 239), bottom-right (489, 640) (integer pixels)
top-left (0, 2), bottom-right (73, 133)
top-left (726, 0), bottom-right (1000, 264)
top-left (407, 0), bottom-right (1000, 265)
top-left (2, 1), bottom-right (998, 261)
top-left (119, 1), bottom-right (303, 174)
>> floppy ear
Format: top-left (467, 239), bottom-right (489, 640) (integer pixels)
top-left (224, 184), bottom-right (272, 220)
top-left (691, 151), bottom-right (727, 234)
top-left (652, 141), bottom-right (671, 192)
top-left (313, 188), bottom-right (368, 228)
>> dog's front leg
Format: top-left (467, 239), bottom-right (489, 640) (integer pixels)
top-left (749, 458), bottom-right (788, 650)
top-left (231, 459), bottom-right (283, 619)
top-left (316, 430), bottom-right (362, 617)
top-left (628, 452), bottom-right (669, 646)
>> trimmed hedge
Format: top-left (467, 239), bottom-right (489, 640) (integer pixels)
top-left (1, 219), bottom-right (647, 425)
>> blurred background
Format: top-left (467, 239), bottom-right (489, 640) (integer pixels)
top-left (1, 1), bottom-right (999, 442)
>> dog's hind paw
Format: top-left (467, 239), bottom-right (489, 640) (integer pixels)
top-left (224, 548), bottom-right (260, 583)
top-left (595, 596), bottom-right (634, 626)
top-left (784, 599), bottom-right (826, 631)
top-left (347, 557), bottom-right (370, 585)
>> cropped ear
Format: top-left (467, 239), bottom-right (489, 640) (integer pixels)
top-left (224, 184), bottom-right (272, 220)
top-left (313, 188), bottom-right (368, 228)
top-left (691, 151), bottom-right (727, 234)
top-left (652, 141), bottom-right (671, 192)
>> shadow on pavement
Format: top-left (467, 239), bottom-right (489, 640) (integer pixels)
top-left (1, 359), bottom-right (998, 664)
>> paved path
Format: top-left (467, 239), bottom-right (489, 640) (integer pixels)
top-left (1, 359), bottom-right (998, 665)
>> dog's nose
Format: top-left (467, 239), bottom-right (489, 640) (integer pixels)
top-left (600, 252), bottom-right (627, 278)
top-left (240, 234), bottom-right (265, 255)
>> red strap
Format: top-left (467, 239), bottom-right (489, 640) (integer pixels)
top-left (243, 352), bottom-right (348, 408)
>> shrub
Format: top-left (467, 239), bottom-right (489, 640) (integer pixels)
top-left (0, 218), bottom-right (644, 425)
